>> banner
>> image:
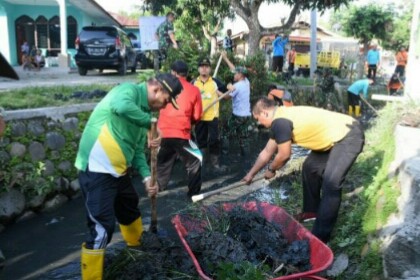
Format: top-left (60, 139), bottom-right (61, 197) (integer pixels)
top-left (139, 16), bottom-right (165, 50)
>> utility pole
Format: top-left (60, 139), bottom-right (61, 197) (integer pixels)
top-left (310, 9), bottom-right (317, 78)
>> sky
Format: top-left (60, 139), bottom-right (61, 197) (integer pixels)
top-left (95, 0), bottom-right (142, 13)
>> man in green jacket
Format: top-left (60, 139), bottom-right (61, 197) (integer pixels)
top-left (75, 73), bottom-right (182, 280)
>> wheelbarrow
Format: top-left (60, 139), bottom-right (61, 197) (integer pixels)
top-left (172, 201), bottom-right (333, 280)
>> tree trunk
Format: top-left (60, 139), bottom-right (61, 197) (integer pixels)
top-left (247, 28), bottom-right (261, 56)
top-left (357, 41), bottom-right (369, 79)
top-left (210, 36), bottom-right (218, 57)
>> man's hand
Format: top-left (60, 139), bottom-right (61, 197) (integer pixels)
top-left (148, 128), bottom-right (162, 148)
top-left (145, 179), bottom-right (159, 197)
top-left (227, 83), bottom-right (234, 92)
top-left (221, 50), bottom-right (228, 58)
top-left (264, 169), bottom-right (276, 180)
top-left (173, 42), bottom-right (178, 49)
top-left (242, 173), bottom-right (254, 185)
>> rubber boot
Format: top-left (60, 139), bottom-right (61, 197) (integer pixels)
top-left (119, 217), bottom-right (143, 247)
top-left (348, 106), bottom-right (353, 116)
top-left (81, 243), bottom-right (104, 280)
top-left (355, 105), bottom-right (361, 118)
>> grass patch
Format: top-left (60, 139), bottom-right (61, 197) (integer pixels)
top-left (0, 84), bottom-right (113, 110)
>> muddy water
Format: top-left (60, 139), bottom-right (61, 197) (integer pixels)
top-left (0, 132), bottom-right (308, 280)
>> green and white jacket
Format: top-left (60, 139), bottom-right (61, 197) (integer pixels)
top-left (75, 82), bottom-right (151, 179)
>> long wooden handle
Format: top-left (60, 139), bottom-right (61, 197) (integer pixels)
top-left (192, 174), bottom-right (266, 203)
top-left (360, 95), bottom-right (379, 115)
top-left (150, 118), bottom-right (158, 233)
top-left (213, 54), bottom-right (223, 78)
top-left (201, 90), bottom-right (230, 115)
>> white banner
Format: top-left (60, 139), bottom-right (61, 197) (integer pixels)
top-left (139, 16), bottom-right (165, 50)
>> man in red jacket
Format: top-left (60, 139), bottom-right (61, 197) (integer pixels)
top-left (157, 60), bottom-right (203, 197)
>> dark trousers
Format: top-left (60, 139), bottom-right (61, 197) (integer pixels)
top-left (302, 122), bottom-right (364, 242)
top-left (272, 56), bottom-right (284, 72)
top-left (367, 64), bottom-right (377, 80)
top-left (347, 91), bottom-right (361, 111)
top-left (79, 170), bottom-right (141, 250)
top-left (288, 62), bottom-right (295, 74)
top-left (157, 138), bottom-right (202, 197)
top-left (228, 114), bottom-right (250, 149)
top-left (394, 65), bottom-right (405, 78)
top-left (195, 119), bottom-right (220, 155)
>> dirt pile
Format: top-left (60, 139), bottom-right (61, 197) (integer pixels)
top-left (104, 232), bottom-right (196, 280)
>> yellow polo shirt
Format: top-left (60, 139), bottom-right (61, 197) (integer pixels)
top-left (194, 77), bottom-right (219, 121)
top-left (271, 106), bottom-right (354, 151)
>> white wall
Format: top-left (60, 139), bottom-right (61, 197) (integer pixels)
top-left (0, 5), bottom-right (11, 63)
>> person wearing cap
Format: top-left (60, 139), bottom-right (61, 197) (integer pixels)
top-left (267, 84), bottom-right (293, 107)
top-left (75, 73), bottom-right (182, 280)
top-left (157, 61), bottom-right (203, 197)
top-left (220, 50), bottom-right (252, 157)
top-left (243, 97), bottom-right (364, 243)
top-left (192, 57), bottom-right (226, 172)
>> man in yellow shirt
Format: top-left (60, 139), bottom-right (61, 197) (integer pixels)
top-left (193, 58), bottom-right (225, 171)
top-left (243, 97), bottom-right (365, 243)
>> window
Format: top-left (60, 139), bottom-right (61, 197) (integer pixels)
top-left (67, 16), bottom-right (77, 48)
top-left (48, 16), bottom-right (60, 49)
top-left (35, 16), bottom-right (48, 48)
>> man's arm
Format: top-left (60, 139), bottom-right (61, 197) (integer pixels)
top-left (169, 32), bottom-right (178, 49)
top-left (132, 133), bottom-right (151, 179)
top-left (221, 50), bottom-right (235, 71)
top-left (362, 83), bottom-right (369, 98)
top-left (167, 22), bottom-right (178, 48)
top-left (192, 87), bottom-right (203, 123)
top-left (243, 139), bottom-right (278, 184)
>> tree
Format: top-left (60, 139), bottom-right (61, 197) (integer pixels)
top-left (143, 0), bottom-right (233, 56)
top-left (380, 0), bottom-right (413, 51)
top-left (341, 4), bottom-right (394, 77)
top-left (229, 0), bottom-right (351, 55)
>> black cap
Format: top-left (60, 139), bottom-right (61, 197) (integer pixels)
top-left (198, 58), bottom-right (211, 67)
top-left (156, 73), bottom-right (183, 110)
top-left (170, 60), bottom-right (188, 76)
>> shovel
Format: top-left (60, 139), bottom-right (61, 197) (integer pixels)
top-left (149, 118), bottom-right (159, 233)
top-left (192, 171), bottom-right (282, 203)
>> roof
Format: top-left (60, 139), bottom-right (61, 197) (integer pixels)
top-left (108, 12), bottom-right (139, 27)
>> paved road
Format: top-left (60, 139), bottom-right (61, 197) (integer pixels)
top-left (0, 66), bottom-right (141, 91)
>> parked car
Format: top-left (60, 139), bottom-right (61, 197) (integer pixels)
top-left (130, 39), bottom-right (153, 69)
top-left (74, 26), bottom-right (137, 76)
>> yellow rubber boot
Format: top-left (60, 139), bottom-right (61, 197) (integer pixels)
top-left (348, 106), bottom-right (353, 116)
top-left (81, 243), bottom-right (104, 280)
top-left (355, 105), bottom-right (361, 117)
top-left (119, 217), bottom-right (143, 246)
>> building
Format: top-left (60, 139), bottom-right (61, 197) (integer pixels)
top-left (219, 21), bottom-right (358, 58)
top-left (0, 0), bottom-right (135, 66)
